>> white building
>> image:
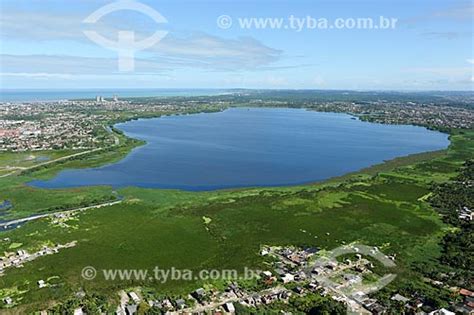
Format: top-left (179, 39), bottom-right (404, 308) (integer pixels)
top-left (128, 291), bottom-right (140, 304)
top-left (225, 302), bottom-right (235, 313)
top-left (429, 308), bottom-right (456, 315)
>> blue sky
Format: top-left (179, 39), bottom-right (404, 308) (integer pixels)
top-left (0, 0), bottom-right (473, 90)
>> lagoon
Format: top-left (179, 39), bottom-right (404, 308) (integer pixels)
top-left (29, 108), bottom-right (450, 190)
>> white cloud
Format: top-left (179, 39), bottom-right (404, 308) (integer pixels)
top-left (150, 34), bottom-right (282, 71)
top-left (0, 9), bottom-right (283, 72)
top-left (0, 54), bottom-right (169, 75)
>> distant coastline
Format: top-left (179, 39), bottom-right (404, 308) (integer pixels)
top-left (0, 88), bottom-right (229, 102)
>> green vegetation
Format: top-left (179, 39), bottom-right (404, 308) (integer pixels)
top-left (423, 160), bottom-right (473, 289)
top-left (236, 293), bottom-right (347, 314)
top-left (0, 106), bottom-right (472, 312)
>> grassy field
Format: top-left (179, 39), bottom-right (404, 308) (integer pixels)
top-left (0, 128), bottom-right (472, 312)
top-left (0, 150), bottom-right (84, 177)
top-left (0, 132), bottom-right (142, 220)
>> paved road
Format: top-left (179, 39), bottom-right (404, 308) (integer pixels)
top-left (0, 199), bottom-right (123, 230)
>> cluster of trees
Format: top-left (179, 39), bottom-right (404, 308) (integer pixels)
top-left (373, 160), bottom-right (473, 312)
top-left (429, 160), bottom-right (473, 289)
top-left (36, 194), bottom-right (119, 214)
top-left (49, 293), bottom-right (111, 314)
top-left (234, 293), bottom-right (347, 315)
top-left (430, 160), bottom-right (474, 226)
top-left (288, 294), bottom-right (347, 314)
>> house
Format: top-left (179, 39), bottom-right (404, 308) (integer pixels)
top-left (192, 288), bottom-right (206, 301)
top-left (116, 305), bottom-right (126, 315)
top-left (251, 294), bottom-right (262, 305)
top-left (293, 286), bottom-right (304, 294)
top-left (161, 299), bottom-right (173, 309)
top-left (454, 303), bottom-right (474, 314)
top-left (367, 302), bottom-right (387, 314)
top-left (325, 261), bottom-right (337, 270)
top-left (175, 299), bottom-right (186, 309)
top-left (242, 297), bottom-right (255, 306)
top-left (125, 304), bottom-right (138, 315)
top-left (412, 298), bottom-right (424, 308)
top-left (279, 291), bottom-right (291, 301)
top-left (227, 282), bottom-right (239, 293)
top-left (460, 289), bottom-right (474, 297)
top-left (224, 302), bottom-right (235, 313)
top-left (362, 298), bottom-right (378, 308)
top-left (295, 270), bottom-right (307, 281)
top-left (261, 295), bottom-right (272, 305)
top-left (303, 247), bottom-right (319, 255)
top-left (308, 281), bottom-right (319, 291)
top-left (343, 273), bottom-right (361, 284)
top-left (282, 273), bottom-right (295, 284)
top-left (262, 270), bottom-right (272, 278)
top-left (73, 307), bottom-right (84, 315)
top-left (3, 297), bottom-right (12, 305)
top-left (37, 279), bottom-right (46, 288)
top-left (459, 207), bottom-right (473, 221)
top-left (288, 253), bottom-right (303, 265)
top-left (428, 308), bottom-right (455, 315)
top-left (128, 291), bottom-right (140, 304)
top-left (391, 293), bottom-right (410, 303)
top-left (352, 291), bottom-right (368, 304)
top-left (456, 289), bottom-right (474, 314)
top-left (312, 267), bottom-right (324, 275)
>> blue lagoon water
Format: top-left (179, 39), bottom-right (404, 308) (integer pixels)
top-left (29, 108), bottom-right (450, 190)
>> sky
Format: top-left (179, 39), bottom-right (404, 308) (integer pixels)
top-left (0, 0), bottom-right (473, 90)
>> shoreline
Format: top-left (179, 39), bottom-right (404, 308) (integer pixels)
top-left (20, 107), bottom-right (452, 192)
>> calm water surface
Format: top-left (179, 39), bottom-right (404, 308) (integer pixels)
top-left (29, 108), bottom-right (450, 190)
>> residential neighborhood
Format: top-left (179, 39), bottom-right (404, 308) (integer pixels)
top-left (44, 244), bottom-right (473, 314)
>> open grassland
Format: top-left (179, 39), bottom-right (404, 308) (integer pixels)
top-left (0, 129), bottom-right (472, 312)
top-left (0, 150), bottom-right (84, 177)
top-left (0, 132), bottom-right (141, 220)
